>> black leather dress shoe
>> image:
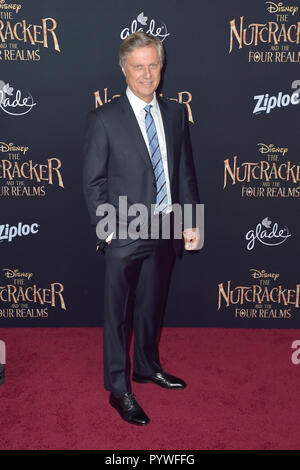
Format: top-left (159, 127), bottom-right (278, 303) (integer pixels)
top-left (0, 363), bottom-right (5, 386)
top-left (132, 371), bottom-right (186, 390)
top-left (109, 392), bottom-right (150, 426)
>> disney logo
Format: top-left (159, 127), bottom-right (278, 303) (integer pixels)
top-left (3, 268), bottom-right (33, 280)
top-left (245, 217), bottom-right (291, 250)
top-left (0, 82), bottom-right (37, 116)
top-left (250, 269), bottom-right (280, 281)
top-left (0, 142), bottom-right (29, 155)
top-left (120, 11), bottom-right (170, 42)
top-left (257, 143), bottom-right (288, 156)
top-left (266, 1), bottom-right (298, 15)
top-left (0, 1), bottom-right (22, 13)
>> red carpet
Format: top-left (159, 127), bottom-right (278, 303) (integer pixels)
top-left (0, 327), bottom-right (300, 450)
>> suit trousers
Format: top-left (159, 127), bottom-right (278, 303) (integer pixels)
top-left (103, 218), bottom-right (176, 396)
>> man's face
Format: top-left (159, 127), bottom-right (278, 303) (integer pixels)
top-left (121, 45), bottom-right (161, 103)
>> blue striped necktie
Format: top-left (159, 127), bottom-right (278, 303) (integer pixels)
top-left (144, 104), bottom-right (168, 213)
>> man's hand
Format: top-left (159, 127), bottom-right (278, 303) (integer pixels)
top-left (96, 240), bottom-right (111, 252)
top-left (96, 231), bottom-right (114, 252)
top-left (182, 227), bottom-right (200, 251)
top-left (96, 237), bottom-right (112, 254)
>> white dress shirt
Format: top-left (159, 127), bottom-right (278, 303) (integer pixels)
top-left (126, 86), bottom-right (172, 214)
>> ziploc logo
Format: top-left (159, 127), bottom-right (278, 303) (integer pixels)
top-left (253, 90), bottom-right (300, 115)
top-left (0, 222), bottom-right (39, 243)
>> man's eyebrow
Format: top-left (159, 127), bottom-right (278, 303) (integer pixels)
top-left (131, 61), bottom-right (159, 65)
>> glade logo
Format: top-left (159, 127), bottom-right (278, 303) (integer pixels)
top-left (0, 222), bottom-right (39, 243)
top-left (253, 90), bottom-right (300, 115)
top-left (245, 217), bottom-right (291, 250)
top-left (120, 11), bottom-right (170, 42)
top-left (0, 80), bottom-right (37, 116)
top-left (266, 1), bottom-right (299, 15)
top-left (0, 141), bottom-right (29, 155)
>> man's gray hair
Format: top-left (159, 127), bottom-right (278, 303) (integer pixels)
top-left (119, 32), bottom-right (164, 69)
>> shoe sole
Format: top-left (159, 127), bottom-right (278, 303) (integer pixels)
top-left (132, 376), bottom-right (186, 389)
top-left (109, 398), bottom-right (150, 426)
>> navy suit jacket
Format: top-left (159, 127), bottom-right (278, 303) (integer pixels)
top-left (83, 92), bottom-right (200, 252)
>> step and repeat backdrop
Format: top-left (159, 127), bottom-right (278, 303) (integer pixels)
top-left (0, 0), bottom-right (299, 327)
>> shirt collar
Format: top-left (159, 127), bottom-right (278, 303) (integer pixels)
top-left (126, 86), bottom-right (158, 116)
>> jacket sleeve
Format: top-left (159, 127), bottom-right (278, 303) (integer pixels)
top-left (179, 104), bottom-right (200, 229)
top-left (82, 111), bottom-right (109, 234)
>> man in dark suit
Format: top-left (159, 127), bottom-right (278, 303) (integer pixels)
top-left (83, 32), bottom-right (200, 426)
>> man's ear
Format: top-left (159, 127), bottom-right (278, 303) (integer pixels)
top-left (121, 66), bottom-right (126, 78)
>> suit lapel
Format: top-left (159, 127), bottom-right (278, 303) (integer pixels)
top-left (118, 93), bottom-right (174, 183)
top-left (118, 94), bottom-right (154, 174)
